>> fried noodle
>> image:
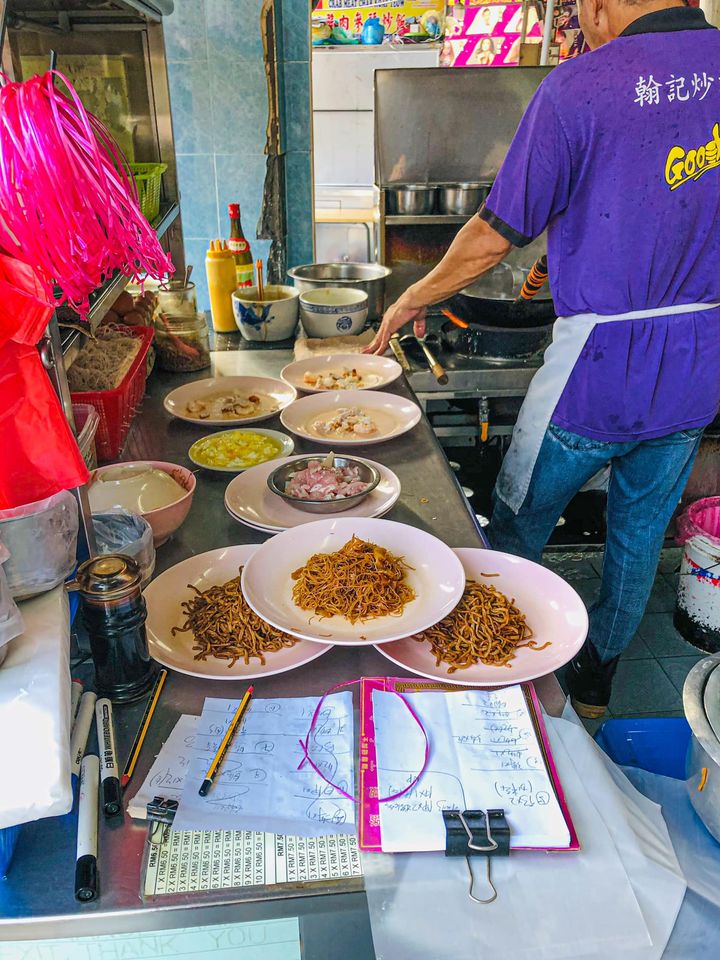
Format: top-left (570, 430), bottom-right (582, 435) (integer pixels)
top-left (171, 567), bottom-right (298, 667)
top-left (415, 578), bottom-right (549, 671)
top-left (291, 534), bottom-right (416, 624)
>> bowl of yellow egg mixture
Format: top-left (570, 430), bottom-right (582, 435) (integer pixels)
top-left (188, 428), bottom-right (294, 472)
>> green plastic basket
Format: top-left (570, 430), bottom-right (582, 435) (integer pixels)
top-left (129, 162), bottom-right (167, 222)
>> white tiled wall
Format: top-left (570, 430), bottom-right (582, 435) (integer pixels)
top-left (312, 46), bottom-right (439, 188)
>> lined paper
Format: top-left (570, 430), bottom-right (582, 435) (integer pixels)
top-left (373, 686), bottom-right (571, 852)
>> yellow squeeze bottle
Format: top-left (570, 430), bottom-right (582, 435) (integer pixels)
top-left (205, 239), bottom-right (237, 333)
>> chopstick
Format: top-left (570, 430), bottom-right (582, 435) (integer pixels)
top-left (256, 259), bottom-right (265, 300)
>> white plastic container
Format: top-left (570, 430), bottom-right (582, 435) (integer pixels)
top-left (0, 491), bottom-right (79, 600)
top-left (675, 535), bottom-right (720, 653)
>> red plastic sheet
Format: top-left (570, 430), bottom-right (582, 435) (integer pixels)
top-left (0, 255), bottom-right (88, 510)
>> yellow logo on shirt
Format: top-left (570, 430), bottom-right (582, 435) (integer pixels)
top-left (665, 122), bottom-right (720, 190)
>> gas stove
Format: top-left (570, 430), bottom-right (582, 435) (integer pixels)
top-left (405, 313), bottom-right (543, 399)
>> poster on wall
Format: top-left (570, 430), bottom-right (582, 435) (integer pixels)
top-left (443, 1), bottom-right (586, 68)
top-left (314, 0), bottom-right (445, 40)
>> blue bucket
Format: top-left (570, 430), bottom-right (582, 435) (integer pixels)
top-left (594, 717), bottom-right (691, 780)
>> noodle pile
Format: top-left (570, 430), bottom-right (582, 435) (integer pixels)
top-left (291, 534), bottom-right (416, 624)
top-left (415, 578), bottom-right (549, 671)
top-left (172, 568), bottom-right (297, 667)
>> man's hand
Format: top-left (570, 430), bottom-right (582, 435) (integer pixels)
top-left (363, 303), bottom-right (426, 355)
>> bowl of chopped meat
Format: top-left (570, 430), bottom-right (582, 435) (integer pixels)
top-left (267, 453), bottom-right (380, 514)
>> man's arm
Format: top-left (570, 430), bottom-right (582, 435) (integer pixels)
top-left (364, 215), bottom-right (512, 355)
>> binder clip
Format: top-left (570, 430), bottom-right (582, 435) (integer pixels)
top-left (146, 796), bottom-right (178, 846)
top-left (442, 809), bottom-right (510, 905)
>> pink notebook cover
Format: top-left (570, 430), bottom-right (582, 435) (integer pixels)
top-left (358, 677), bottom-right (580, 854)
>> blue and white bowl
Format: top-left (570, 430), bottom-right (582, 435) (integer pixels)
top-left (232, 285), bottom-right (299, 342)
top-left (299, 287), bottom-right (369, 338)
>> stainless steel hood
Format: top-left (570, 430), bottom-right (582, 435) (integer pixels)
top-left (4, 0), bottom-right (173, 24)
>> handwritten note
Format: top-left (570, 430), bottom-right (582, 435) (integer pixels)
top-left (372, 686), bottom-right (571, 852)
top-left (172, 695), bottom-right (356, 838)
top-left (126, 714), bottom-right (199, 819)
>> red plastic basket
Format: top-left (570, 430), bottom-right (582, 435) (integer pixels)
top-left (71, 325), bottom-right (154, 462)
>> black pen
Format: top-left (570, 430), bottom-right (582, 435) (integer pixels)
top-left (95, 698), bottom-right (122, 818)
top-left (75, 755), bottom-right (99, 902)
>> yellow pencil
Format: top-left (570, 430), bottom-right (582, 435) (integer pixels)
top-left (121, 669), bottom-right (167, 789)
top-left (199, 686), bottom-right (254, 797)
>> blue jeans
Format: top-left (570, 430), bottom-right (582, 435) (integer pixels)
top-left (488, 423), bottom-right (703, 663)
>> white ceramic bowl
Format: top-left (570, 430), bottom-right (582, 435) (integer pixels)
top-left (88, 463), bottom-right (188, 514)
top-left (88, 461), bottom-right (196, 545)
top-left (299, 287), bottom-right (368, 338)
top-left (232, 285), bottom-right (299, 342)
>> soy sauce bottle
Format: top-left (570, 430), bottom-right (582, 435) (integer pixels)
top-left (73, 555), bottom-right (157, 703)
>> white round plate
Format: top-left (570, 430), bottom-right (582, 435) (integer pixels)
top-left (225, 499), bottom-right (397, 534)
top-left (163, 376), bottom-right (297, 426)
top-left (241, 517), bottom-right (465, 646)
top-left (280, 354), bottom-right (403, 394)
top-left (144, 545), bottom-right (332, 680)
top-left (224, 455), bottom-right (401, 532)
top-left (188, 428), bottom-right (294, 473)
top-left (375, 548), bottom-right (588, 686)
top-left (279, 390), bottom-right (421, 446)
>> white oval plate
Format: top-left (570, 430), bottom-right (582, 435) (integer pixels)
top-left (164, 376), bottom-right (297, 426)
top-left (144, 545), bottom-right (332, 680)
top-left (188, 428), bottom-right (294, 473)
top-left (224, 455), bottom-right (401, 532)
top-left (375, 548), bottom-right (588, 687)
top-left (280, 354), bottom-right (402, 394)
top-left (280, 390), bottom-right (421, 446)
top-left (241, 517), bottom-right (465, 646)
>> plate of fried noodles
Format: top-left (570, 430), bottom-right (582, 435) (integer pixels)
top-left (241, 518), bottom-right (466, 645)
top-left (144, 545), bottom-right (332, 678)
top-left (374, 548), bottom-right (589, 686)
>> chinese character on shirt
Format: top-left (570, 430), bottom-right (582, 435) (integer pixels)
top-left (692, 72), bottom-right (714, 101)
top-left (666, 74), bottom-right (689, 102)
top-left (634, 75), bottom-right (661, 107)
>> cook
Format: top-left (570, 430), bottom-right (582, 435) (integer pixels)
top-left (366, 0), bottom-right (720, 717)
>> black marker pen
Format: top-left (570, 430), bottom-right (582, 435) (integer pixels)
top-left (95, 698), bottom-right (122, 818)
top-left (75, 754), bottom-right (99, 902)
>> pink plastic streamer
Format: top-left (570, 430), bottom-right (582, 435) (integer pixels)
top-left (297, 678), bottom-right (430, 804)
top-left (0, 70), bottom-right (173, 316)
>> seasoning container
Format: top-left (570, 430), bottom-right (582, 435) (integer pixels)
top-left (157, 280), bottom-right (197, 320)
top-left (72, 555), bottom-right (157, 703)
top-left (154, 310), bottom-right (211, 372)
top-left (205, 239), bottom-right (237, 333)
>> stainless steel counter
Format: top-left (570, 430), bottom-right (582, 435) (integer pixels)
top-left (0, 349), bottom-right (564, 950)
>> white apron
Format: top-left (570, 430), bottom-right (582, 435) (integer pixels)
top-left (496, 301), bottom-right (720, 514)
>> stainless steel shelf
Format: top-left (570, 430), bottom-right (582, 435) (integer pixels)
top-left (59, 201), bottom-right (180, 359)
top-left (385, 214), bottom-right (472, 226)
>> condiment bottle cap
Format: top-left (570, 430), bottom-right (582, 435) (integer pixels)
top-left (206, 239), bottom-right (233, 259)
top-left (74, 554), bottom-right (142, 600)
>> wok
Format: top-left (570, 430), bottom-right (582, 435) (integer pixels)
top-left (447, 261), bottom-right (555, 329)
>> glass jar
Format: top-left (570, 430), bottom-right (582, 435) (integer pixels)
top-left (157, 280), bottom-right (197, 320)
top-left (154, 311), bottom-right (211, 372)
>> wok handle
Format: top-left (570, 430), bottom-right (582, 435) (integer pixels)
top-left (389, 333), bottom-right (411, 372)
top-left (419, 338), bottom-right (448, 386)
top-left (517, 255), bottom-right (549, 302)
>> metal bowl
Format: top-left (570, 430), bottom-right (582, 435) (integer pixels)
top-left (287, 262), bottom-right (391, 321)
top-left (267, 456), bottom-right (381, 514)
top-left (387, 185), bottom-right (436, 217)
top-left (438, 182), bottom-right (489, 216)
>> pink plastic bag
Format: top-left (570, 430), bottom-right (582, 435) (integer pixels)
top-left (675, 497), bottom-right (720, 547)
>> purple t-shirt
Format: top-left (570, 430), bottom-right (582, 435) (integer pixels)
top-left (480, 7), bottom-right (720, 442)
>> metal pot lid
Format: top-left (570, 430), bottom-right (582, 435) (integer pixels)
top-left (73, 554), bottom-right (142, 599)
top-left (684, 655), bottom-right (720, 763)
top-left (703, 660), bottom-right (720, 743)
